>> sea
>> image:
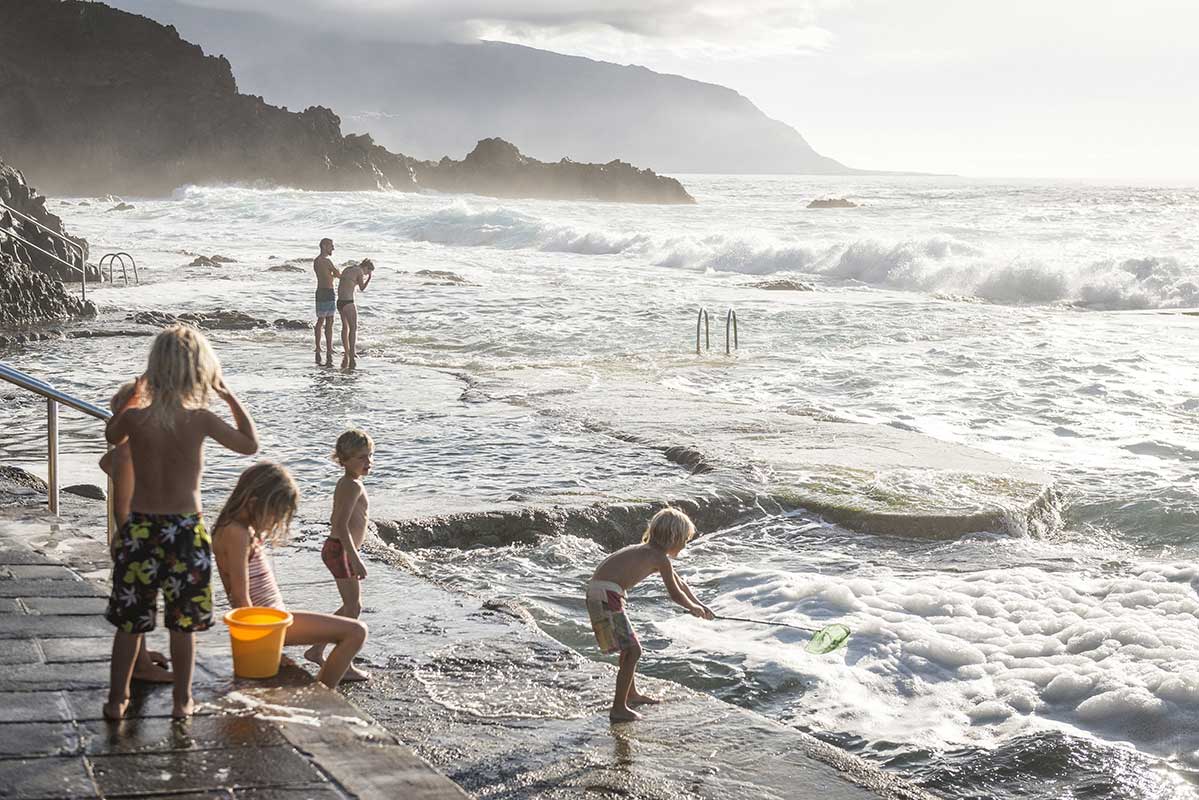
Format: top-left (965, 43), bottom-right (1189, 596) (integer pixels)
top-left (2, 174), bottom-right (1198, 798)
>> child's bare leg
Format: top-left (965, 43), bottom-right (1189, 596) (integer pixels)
top-left (287, 611), bottom-right (368, 688)
top-left (132, 638), bottom-right (172, 683)
top-left (628, 675), bottom-right (660, 706)
top-left (610, 645), bottom-right (642, 722)
top-left (104, 631), bottom-right (141, 720)
top-left (346, 306), bottom-right (359, 368)
top-left (169, 630), bottom-right (196, 719)
top-left (306, 577), bottom-right (368, 678)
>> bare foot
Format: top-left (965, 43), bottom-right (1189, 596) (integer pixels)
top-left (102, 699), bottom-right (127, 721)
top-left (609, 705), bottom-right (642, 722)
top-left (324, 356), bottom-right (333, 367)
top-left (315, 350), bottom-right (322, 365)
top-left (628, 692), bottom-right (660, 706)
top-left (172, 698), bottom-right (195, 720)
top-left (346, 358), bottom-right (357, 370)
top-left (303, 645), bottom-right (326, 667)
top-left (340, 665), bottom-right (371, 682)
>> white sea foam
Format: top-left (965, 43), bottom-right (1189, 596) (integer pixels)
top-left (663, 562), bottom-right (1199, 761)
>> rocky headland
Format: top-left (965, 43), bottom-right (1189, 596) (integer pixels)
top-left (0, 157), bottom-right (95, 331)
top-left (0, 1), bottom-right (692, 204)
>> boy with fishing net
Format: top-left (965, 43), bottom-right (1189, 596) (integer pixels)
top-left (586, 507), bottom-right (713, 722)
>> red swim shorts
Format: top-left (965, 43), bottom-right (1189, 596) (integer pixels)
top-left (320, 538), bottom-right (359, 581)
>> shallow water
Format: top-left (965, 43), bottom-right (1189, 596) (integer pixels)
top-left (3, 175), bottom-right (1198, 797)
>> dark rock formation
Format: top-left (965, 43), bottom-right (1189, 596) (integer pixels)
top-left (128, 309), bottom-right (307, 331)
top-left (0, 158), bottom-right (91, 282)
top-left (267, 263), bottom-right (305, 273)
top-left (807, 198), bottom-right (859, 209)
top-left (750, 279), bottom-right (815, 291)
top-left (412, 139), bottom-right (693, 204)
top-left (0, 1), bottom-right (693, 204)
top-left (0, 253), bottom-right (95, 333)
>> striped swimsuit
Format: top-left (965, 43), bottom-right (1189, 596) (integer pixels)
top-left (247, 543), bottom-right (285, 610)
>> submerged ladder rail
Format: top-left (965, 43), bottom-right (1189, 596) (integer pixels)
top-left (0, 199), bottom-right (88, 300)
top-left (726, 309), bottom-right (738, 354)
top-left (0, 362), bottom-right (113, 541)
top-left (696, 307), bottom-right (710, 354)
top-left (99, 252), bottom-right (139, 286)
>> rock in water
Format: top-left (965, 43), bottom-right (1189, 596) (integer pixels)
top-left (807, 198), bottom-right (859, 209)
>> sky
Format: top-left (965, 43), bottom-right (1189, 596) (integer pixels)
top-left (133, 1), bottom-right (1199, 179)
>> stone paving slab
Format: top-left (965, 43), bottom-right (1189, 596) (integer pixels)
top-left (0, 662), bottom-right (111, 691)
top-left (0, 548), bottom-right (54, 565)
top-left (0, 691), bottom-right (74, 723)
top-left (90, 745), bottom-right (327, 796)
top-left (21, 597), bottom-right (108, 616)
top-left (0, 598), bottom-right (21, 613)
top-left (0, 579), bottom-right (104, 598)
top-left (79, 716), bottom-right (286, 756)
top-left (5, 565), bottom-right (80, 580)
top-left (38, 637), bottom-right (109, 663)
top-left (0, 614), bottom-right (111, 640)
top-left (0, 638), bottom-right (42, 664)
top-left (0, 755), bottom-right (96, 800)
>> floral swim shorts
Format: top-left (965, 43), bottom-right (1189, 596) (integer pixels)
top-left (105, 512), bottom-right (214, 634)
top-left (586, 579), bottom-right (638, 654)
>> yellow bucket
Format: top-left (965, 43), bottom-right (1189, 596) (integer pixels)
top-left (223, 607), bottom-right (293, 679)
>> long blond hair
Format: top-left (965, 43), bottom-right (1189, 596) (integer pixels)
top-left (214, 462), bottom-right (299, 546)
top-left (143, 325), bottom-right (221, 429)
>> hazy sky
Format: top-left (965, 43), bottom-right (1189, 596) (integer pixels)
top-left (137, 1), bottom-right (1199, 178)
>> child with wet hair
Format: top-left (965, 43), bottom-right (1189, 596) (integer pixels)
top-left (212, 462), bottom-right (368, 688)
top-left (103, 325), bottom-right (259, 719)
top-left (586, 507), bottom-right (713, 722)
top-left (306, 429), bottom-right (374, 680)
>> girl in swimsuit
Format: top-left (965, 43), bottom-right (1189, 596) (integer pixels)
top-left (212, 462), bottom-right (368, 688)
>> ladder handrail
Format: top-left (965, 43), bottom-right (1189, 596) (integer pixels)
top-left (696, 307), bottom-right (710, 354)
top-left (0, 199), bottom-right (87, 265)
top-left (0, 226), bottom-right (88, 301)
top-left (0, 362), bottom-right (113, 536)
top-left (726, 309), bottom-right (738, 354)
top-left (99, 252), bottom-right (138, 286)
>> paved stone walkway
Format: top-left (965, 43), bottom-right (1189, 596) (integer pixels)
top-left (0, 509), bottom-right (468, 800)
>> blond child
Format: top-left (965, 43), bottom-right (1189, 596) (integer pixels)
top-left (103, 325), bottom-right (259, 720)
top-left (212, 462), bottom-right (368, 688)
top-left (587, 507), bottom-right (713, 722)
top-left (304, 429), bottom-right (373, 680)
top-left (98, 381), bottom-right (171, 684)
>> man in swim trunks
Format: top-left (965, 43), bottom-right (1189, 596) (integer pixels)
top-left (313, 238), bottom-right (340, 366)
top-left (337, 258), bottom-right (374, 369)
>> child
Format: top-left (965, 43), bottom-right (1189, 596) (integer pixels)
top-left (212, 462), bottom-right (368, 688)
top-left (586, 507), bottom-right (713, 722)
top-left (336, 258), bottom-right (374, 369)
top-left (103, 325), bottom-right (259, 720)
top-left (304, 429), bottom-right (372, 680)
top-left (98, 380), bottom-right (171, 684)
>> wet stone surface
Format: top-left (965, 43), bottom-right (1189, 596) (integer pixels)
top-left (0, 755), bottom-right (96, 799)
top-left (90, 744), bottom-right (325, 795)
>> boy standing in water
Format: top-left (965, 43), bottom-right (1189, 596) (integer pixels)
top-left (336, 258), bottom-right (374, 369)
top-left (587, 507), bottom-right (713, 722)
top-left (305, 429), bottom-right (373, 680)
top-left (313, 238), bottom-right (340, 366)
top-left (103, 326), bottom-right (259, 719)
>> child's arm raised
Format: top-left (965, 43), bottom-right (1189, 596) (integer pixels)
top-left (212, 522), bottom-right (253, 608)
top-left (658, 559), bottom-right (712, 619)
top-left (331, 479), bottom-right (368, 579)
top-left (673, 571), bottom-right (714, 620)
top-left (204, 377), bottom-right (259, 455)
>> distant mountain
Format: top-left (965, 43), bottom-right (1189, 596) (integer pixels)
top-left (107, 0), bottom-right (855, 175)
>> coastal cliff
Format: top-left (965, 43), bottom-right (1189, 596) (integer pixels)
top-left (0, 157), bottom-right (95, 329)
top-left (0, 1), bottom-right (693, 204)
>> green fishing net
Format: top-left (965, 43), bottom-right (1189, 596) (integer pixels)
top-left (805, 624), bottom-right (851, 654)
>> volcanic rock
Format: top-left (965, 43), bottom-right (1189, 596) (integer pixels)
top-left (807, 198), bottom-right (859, 209)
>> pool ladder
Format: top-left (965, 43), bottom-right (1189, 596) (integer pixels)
top-left (696, 307), bottom-right (738, 355)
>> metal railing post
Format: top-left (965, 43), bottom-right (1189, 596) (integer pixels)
top-left (696, 308), bottom-right (710, 354)
top-left (47, 398), bottom-right (59, 514)
top-left (726, 309), bottom-right (738, 354)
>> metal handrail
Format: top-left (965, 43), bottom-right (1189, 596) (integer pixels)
top-left (696, 308), bottom-right (710, 354)
top-left (99, 252), bottom-right (138, 286)
top-left (0, 362), bottom-right (112, 538)
top-left (726, 309), bottom-right (738, 354)
top-left (0, 227), bottom-right (88, 301)
top-left (0, 199), bottom-right (88, 300)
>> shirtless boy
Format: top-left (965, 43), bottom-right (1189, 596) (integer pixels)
top-left (313, 238), bottom-right (340, 366)
top-left (336, 258), bottom-right (374, 369)
top-left (305, 429), bottom-right (373, 680)
top-left (586, 507), bottom-right (713, 722)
